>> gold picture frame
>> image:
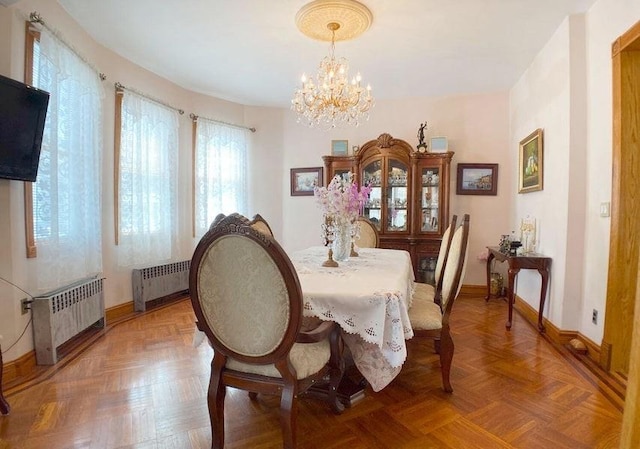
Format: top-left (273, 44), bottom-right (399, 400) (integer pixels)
top-left (518, 129), bottom-right (543, 193)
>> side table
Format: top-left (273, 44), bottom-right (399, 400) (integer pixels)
top-left (485, 246), bottom-right (551, 332)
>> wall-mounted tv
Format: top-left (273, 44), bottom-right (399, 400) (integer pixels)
top-left (0, 74), bottom-right (50, 182)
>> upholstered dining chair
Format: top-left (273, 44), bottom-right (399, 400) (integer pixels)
top-left (413, 214), bottom-right (458, 305)
top-left (190, 214), bottom-right (344, 449)
top-left (208, 212), bottom-right (227, 231)
top-left (354, 216), bottom-right (380, 248)
top-left (408, 214), bottom-right (470, 393)
top-left (248, 213), bottom-right (274, 237)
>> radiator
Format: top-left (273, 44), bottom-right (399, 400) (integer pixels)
top-left (132, 260), bottom-right (190, 312)
top-left (32, 277), bottom-right (105, 365)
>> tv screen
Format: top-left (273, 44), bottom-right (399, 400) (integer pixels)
top-left (0, 74), bottom-right (49, 182)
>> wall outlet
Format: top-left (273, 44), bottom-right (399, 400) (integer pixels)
top-left (21, 298), bottom-right (29, 315)
top-left (592, 309), bottom-right (598, 325)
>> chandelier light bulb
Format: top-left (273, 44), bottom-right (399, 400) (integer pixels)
top-left (291, 18), bottom-right (374, 129)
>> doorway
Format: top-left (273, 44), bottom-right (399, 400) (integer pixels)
top-left (602, 21), bottom-right (640, 378)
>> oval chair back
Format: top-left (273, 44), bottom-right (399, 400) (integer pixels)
top-left (190, 214), bottom-right (343, 448)
top-left (355, 216), bottom-right (380, 248)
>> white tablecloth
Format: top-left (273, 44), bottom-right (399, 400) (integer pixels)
top-left (290, 246), bottom-right (415, 391)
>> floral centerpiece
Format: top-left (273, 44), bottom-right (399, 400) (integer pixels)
top-left (314, 172), bottom-right (371, 262)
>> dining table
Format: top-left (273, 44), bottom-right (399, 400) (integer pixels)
top-left (290, 246), bottom-right (415, 393)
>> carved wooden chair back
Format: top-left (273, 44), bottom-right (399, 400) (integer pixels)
top-left (190, 214), bottom-right (343, 448)
top-left (248, 213), bottom-right (274, 237)
top-left (355, 216), bottom-right (380, 248)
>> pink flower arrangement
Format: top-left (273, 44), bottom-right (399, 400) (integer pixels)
top-left (314, 173), bottom-right (372, 223)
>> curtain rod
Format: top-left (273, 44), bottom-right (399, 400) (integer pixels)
top-left (115, 82), bottom-right (185, 115)
top-left (28, 11), bottom-right (106, 81)
top-left (189, 113), bottom-right (256, 133)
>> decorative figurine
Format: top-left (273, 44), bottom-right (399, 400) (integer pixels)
top-left (417, 121), bottom-right (428, 152)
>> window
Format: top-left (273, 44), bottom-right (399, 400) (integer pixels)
top-left (193, 119), bottom-right (248, 237)
top-left (115, 90), bottom-right (179, 267)
top-left (25, 24), bottom-right (104, 291)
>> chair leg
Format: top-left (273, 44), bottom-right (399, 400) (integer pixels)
top-left (209, 356), bottom-right (227, 449)
top-left (279, 383), bottom-right (298, 449)
top-left (439, 328), bottom-right (454, 393)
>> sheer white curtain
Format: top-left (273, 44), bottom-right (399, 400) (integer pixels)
top-left (194, 120), bottom-right (248, 237)
top-left (117, 92), bottom-right (179, 267)
top-left (32, 27), bottom-right (104, 292)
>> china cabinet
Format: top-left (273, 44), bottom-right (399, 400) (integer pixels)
top-left (322, 133), bottom-right (454, 283)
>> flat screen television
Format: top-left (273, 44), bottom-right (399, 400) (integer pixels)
top-left (0, 74), bottom-right (50, 182)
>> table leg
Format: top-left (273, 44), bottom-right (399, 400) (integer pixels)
top-left (506, 268), bottom-right (519, 330)
top-left (537, 268), bottom-right (550, 332)
top-left (0, 346), bottom-right (10, 415)
top-left (485, 252), bottom-right (495, 301)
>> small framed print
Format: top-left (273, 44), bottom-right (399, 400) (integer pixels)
top-left (518, 129), bottom-right (543, 193)
top-left (430, 136), bottom-right (448, 153)
top-left (290, 167), bottom-right (323, 196)
top-left (331, 140), bottom-right (348, 156)
top-left (456, 163), bottom-right (499, 195)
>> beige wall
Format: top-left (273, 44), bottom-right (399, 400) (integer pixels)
top-left (0, 0), bottom-right (272, 361)
top-left (280, 91), bottom-right (512, 289)
top-left (510, 0), bottom-right (640, 343)
top-left (2, 0), bottom-right (640, 363)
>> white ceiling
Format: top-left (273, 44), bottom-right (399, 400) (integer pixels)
top-left (57, 0), bottom-right (596, 108)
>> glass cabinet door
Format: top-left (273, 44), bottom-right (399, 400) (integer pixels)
top-left (420, 167), bottom-right (440, 232)
top-left (362, 160), bottom-right (382, 230)
top-left (386, 158), bottom-right (408, 232)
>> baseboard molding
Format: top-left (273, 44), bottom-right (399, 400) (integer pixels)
top-left (513, 295), bottom-right (601, 362)
top-left (3, 349), bottom-right (36, 385)
top-left (4, 299), bottom-right (150, 390)
top-left (460, 284), bottom-right (486, 297)
top-left (106, 301), bottom-right (135, 324)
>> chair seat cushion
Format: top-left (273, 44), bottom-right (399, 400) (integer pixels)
top-left (413, 283), bottom-right (435, 302)
top-left (409, 296), bottom-right (443, 330)
top-left (226, 338), bottom-right (330, 379)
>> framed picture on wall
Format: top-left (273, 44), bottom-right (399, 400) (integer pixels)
top-left (331, 140), bottom-right (348, 156)
top-left (430, 136), bottom-right (448, 153)
top-left (518, 128), bottom-right (543, 193)
top-left (290, 167), bottom-right (323, 196)
top-left (456, 163), bottom-right (499, 195)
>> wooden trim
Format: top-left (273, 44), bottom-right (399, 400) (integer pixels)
top-left (459, 284), bottom-right (487, 297)
top-left (615, 20), bottom-right (640, 54)
top-left (605, 20), bottom-right (640, 376)
top-left (577, 333), bottom-right (601, 363)
top-left (113, 88), bottom-right (124, 245)
top-left (191, 118), bottom-right (197, 237)
top-left (2, 350), bottom-right (36, 385)
top-left (105, 301), bottom-right (134, 324)
top-left (23, 22), bottom-right (40, 258)
top-left (601, 340), bottom-right (612, 371)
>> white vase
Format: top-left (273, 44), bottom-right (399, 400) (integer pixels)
top-left (332, 222), bottom-right (351, 262)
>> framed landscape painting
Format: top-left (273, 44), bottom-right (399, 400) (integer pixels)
top-left (456, 163), bottom-right (498, 195)
top-left (518, 129), bottom-right (543, 193)
top-left (290, 167), bottom-right (323, 196)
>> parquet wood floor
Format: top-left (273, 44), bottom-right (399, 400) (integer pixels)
top-left (0, 295), bottom-right (622, 448)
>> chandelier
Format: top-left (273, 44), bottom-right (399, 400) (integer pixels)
top-left (291, 0), bottom-right (374, 128)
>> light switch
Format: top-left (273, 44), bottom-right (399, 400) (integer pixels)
top-left (600, 202), bottom-right (610, 217)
